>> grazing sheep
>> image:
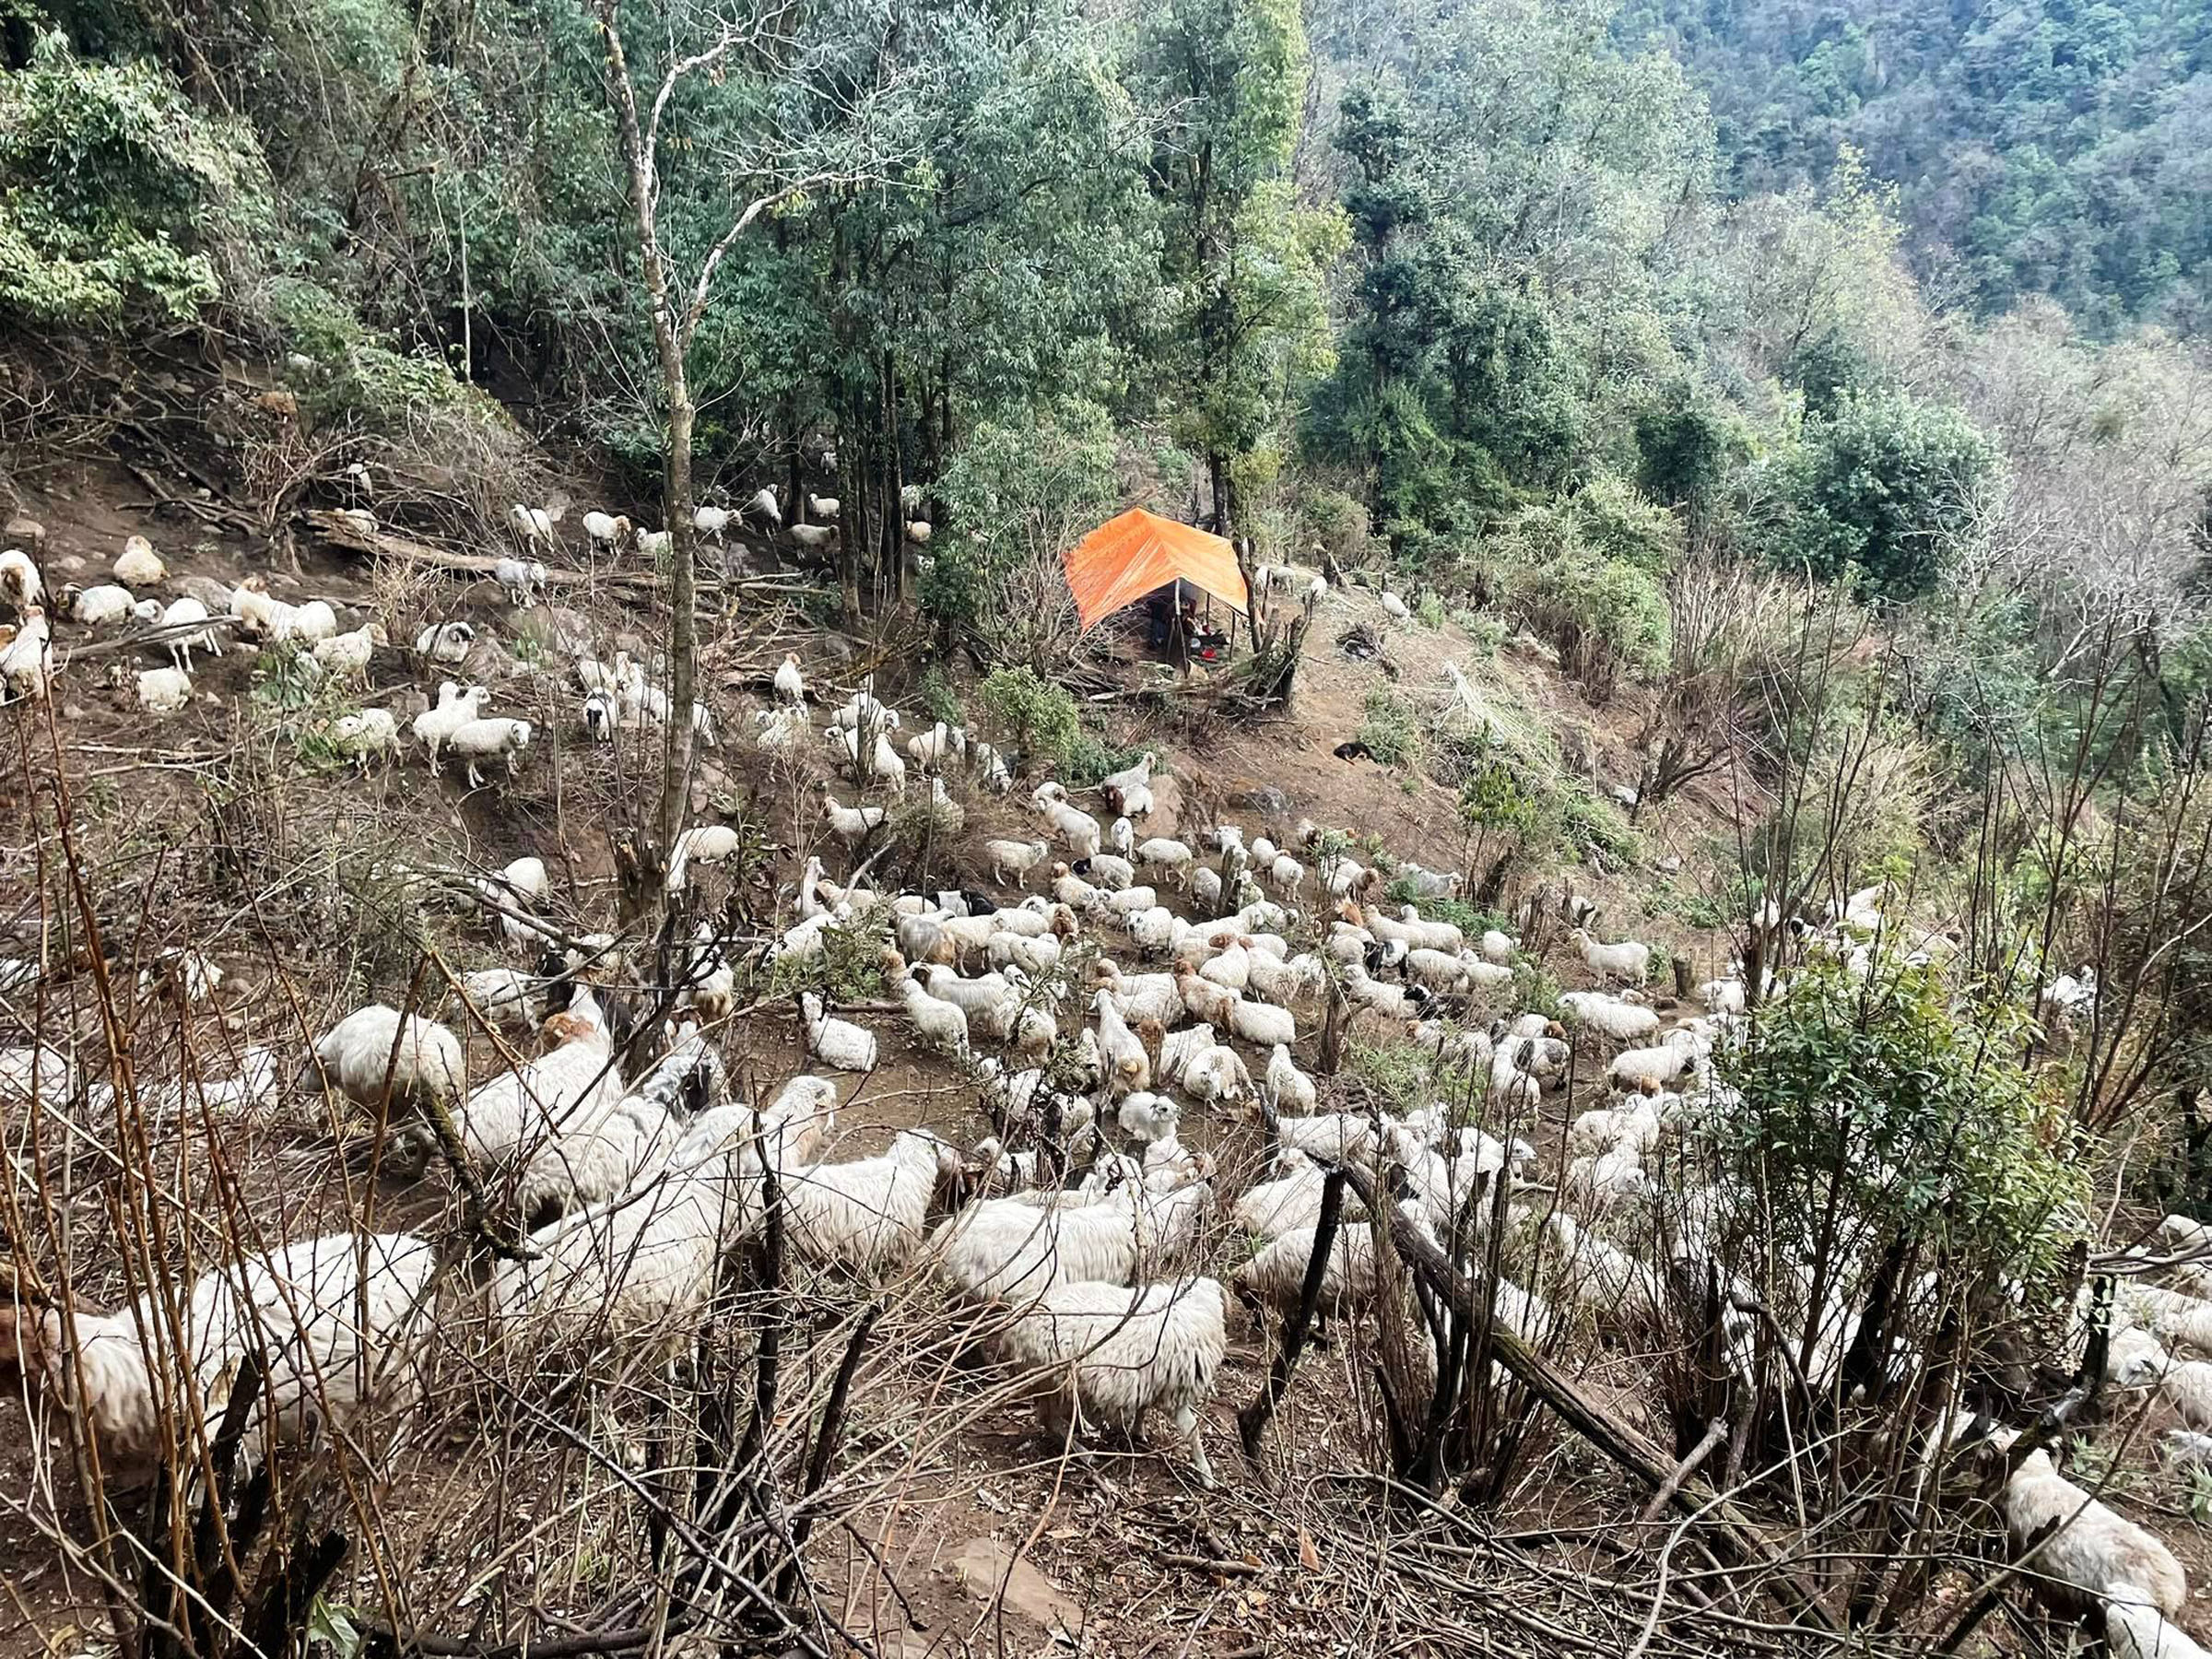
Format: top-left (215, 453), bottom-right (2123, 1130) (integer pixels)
top-left (1570, 927), bottom-right (1652, 986)
top-left (0, 1231), bottom-right (436, 1472)
top-left (1607, 1028), bottom-right (1710, 1093)
top-left (412, 1011), bottom-right (623, 1180)
top-left (311, 622), bottom-right (387, 680)
top-left (445, 717), bottom-right (534, 788)
top-left (988, 838), bottom-right (1050, 888)
top-left (411, 682), bottom-right (489, 771)
top-left (331, 708), bottom-right (401, 768)
top-left (582, 511), bottom-right (631, 551)
top-left (744, 487), bottom-right (782, 528)
top-left (510, 503), bottom-right (555, 544)
top-left (1043, 801), bottom-right (1103, 858)
top-left (782, 1130), bottom-right (962, 1272)
top-left (1275, 1111), bottom-right (1377, 1162)
top-left (665, 824), bottom-right (742, 893)
top-left (65, 583), bottom-right (148, 628)
top-left (1558, 991), bottom-right (1662, 1045)
top-left (158, 596), bottom-right (225, 674)
top-left (495, 558), bottom-right (549, 607)
top-left (994, 1277), bottom-right (1228, 1485)
top-left (2107, 1597), bottom-right (2210, 1659)
top-left (1092, 989), bottom-right (1151, 1095)
top-left (931, 1182), bottom-right (1210, 1303)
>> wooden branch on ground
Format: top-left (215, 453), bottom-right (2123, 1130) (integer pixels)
top-left (1335, 1161), bottom-right (1841, 1634)
top-left (296, 510), bottom-right (830, 600)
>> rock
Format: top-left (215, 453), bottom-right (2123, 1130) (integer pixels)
top-left (4, 516), bottom-right (45, 549)
top-left (53, 555), bottom-right (85, 574)
top-left (174, 575), bottom-right (234, 614)
top-left (953, 1538), bottom-right (1085, 1634)
top-left (1227, 784), bottom-right (1290, 815)
top-left (516, 605), bottom-right (589, 657)
top-left (62, 704), bottom-right (86, 722)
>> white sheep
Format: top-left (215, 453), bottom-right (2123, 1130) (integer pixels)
top-left (114, 535), bottom-right (166, 587)
top-left (820, 790), bottom-right (887, 844)
top-left (1558, 991), bottom-right (1661, 1044)
top-left (1117, 1091), bottom-right (1181, 1145)
top-left (1571, 927), bottom-right (1652, 985)
top-left (893, 973), bottom-right (971, 1057)
top-left (0, 548), bottom-right (41, 611)
top-left (494, 557), bottom-right (549, 607)
top-left (1092, 989), bottom-right (1151, 1095)
top-left (415, 620), bottom-right (476, 665)
top-left (463, 969), bottom-right (543, 1031)
top-left (582, 510), bottom-right (631, 550)
top-left (1044, 801), bottom-right (1102, 858)
top-left (1265, 1044), bottom-right (1316, 1113)
top-left (1982, 1429), bottom-right (2185, 1617)
top-left (1090, 960), bottom-right (1183, 1028)
top-left (0, 607), bottom-right (53, 701)
top-left (1608, 1027), bottom-right (1710, 1092)
top-left (802, 991), bottom-right (878, 1072)
top-left (994, 1277), bottom-right (1227, 1485)
top-left (135, 666), bottom-right (193, 714)
top-left (64, 583), bottom-right (147, 628)
top-left (418, 1010), bottom-right (623, 1179)
top-left (412, 682), bottom-right (488, 770)
top-left (744, 487), bottom-right (782, 528)
top-left (310, 1006), bottom-right (465, 1112)
top-left (0, 1230), bottom-right (436, 1471)
top-left (931, 1182), bottom-right (1209, 1303)
top-left (665, 824), bottom-right (742, 893)
top-left (1275, 1111), bottom-right (1376, 1162)
top-left (446, 717), bottom-right (534, 788)
top-left (987, 838), bottom-right (1050, 887)
top-left (331, 708), bottom-right (401, 768)
top-left (510, 503), bottom-right (555, 544)
top-left (312, 622), bottom-right (387, 680)
top-left (2107, 1597), bottom-right (2209, 1659)
top-left (782, 1129), bottom-right (961, 1272)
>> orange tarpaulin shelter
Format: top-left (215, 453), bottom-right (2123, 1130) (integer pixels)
top-left (1063, 508), bottom-right (1248, 633)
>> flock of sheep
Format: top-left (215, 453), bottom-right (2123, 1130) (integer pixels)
top-left (0, 503), bottom-right (2198, 1657)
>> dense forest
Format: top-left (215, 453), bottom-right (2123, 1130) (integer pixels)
top-left (5, 0), bottom-right (2212, 1654)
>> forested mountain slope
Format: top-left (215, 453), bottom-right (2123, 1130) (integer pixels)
top-left (1621, 0), bottom-right (2212, 331)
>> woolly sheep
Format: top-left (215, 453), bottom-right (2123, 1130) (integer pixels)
top-left (417, 1011), bottom-right (623, 1179)
top-left (1983, 1430), bottom-right (2185, 1617)
top-left (1265, 1044), bottom-right (1316, 1113)
top-left (1275, 1111), bottom-right (1376, 1162)
top-left (802, 991), bottom-right (879, 1072)
top-left (1607, 1028), bottom-right (1710, 1092)
top-left (412, 682), bottom-right (489, 770)
top-left (494, 557), bottom-right (549, 607)
top-left (0, 608), bottom-right (52, 701)
top-left (931, 1182), bottom-right (1209, 1303)
top-left (1570, 927), bottom-right (1652, 985)
top-left (310, 1004), bottom-right (465, 1112)
top-left (331, 708), bottom-right (400, 767)
top-left (0, 548), bottom-right (41, 611)
top-left (782, 1129), bottom-right (961, 1272)
top-left (0, 1230), bottom-right (436, 1471)
top-left (2108, 1598), bottom-right (2210, 1659)
top-left (1043, 801), bottom-right (1102, 858)
top-left (64, 583), bottom-right (145, 628)
top-left (415, 620), bottom-right (476, 665)
top-left (994, 1277), bottom-right (1227, 1485)
top-left (114, 535), bottom-right (166, 587)
top-left (1558, 991), bottom-right (1662, 1044)
top-left (135, 666), bottom-right (193, 714)
top-left (1117, 1091), bottom-right (1181, 1145)
top-left (446, 717), bottom-right (534, 788)
top-left (312, 622), bottom-right (387, 680)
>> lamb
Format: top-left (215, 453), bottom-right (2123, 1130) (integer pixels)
top-left (1571, 927), bottom-right (1652, 986)
top-left (807, 492), bottom-right (841, 521)
top-left (1266, 853), bottom-right (1306, 894)
top-left (493, 557), bottom-right (549, 607)
top-left (1558, 991), bottom-right (1662, 1044)
top-left (446, 717), bottom-right (533, 788)
top-left (782, 1130), bottom-right (962, 1273)
top-left (1980, 1428), bottom-right (2186, 1617)
top-left (993, 1277), bottom-right (1228, 1485)
top-left (1265, 1044), bottom-right (1316, 1113)
top-left (412, 682), bottom-right (489, 770)
top-left (311, 622), bottom-right (387, 680)
top-left (0, 1230), bottom-right (437, 1471)
top-left (0, 548), bottom-right (41, 611)
top-left (1117, 1091), bottom-right (1181, 1145)
top-left (135, 666), bottom-right (193, 714)
top-left (802, 991), bottom-right (879, 1072)
top-left (634, 528), bottom-right (671, 559)
top-left (115, 534), bottom-right (166, 587)
top-left (987, 838), bottom-right (1051, 887)
top-left (0, 608), bottom-right (52, 700)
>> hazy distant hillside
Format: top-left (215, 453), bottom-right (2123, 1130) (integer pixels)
top-left (1621, 0), bottom-right (2212, 333)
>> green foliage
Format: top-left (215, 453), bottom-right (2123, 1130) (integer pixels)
top-left (1347, 1036), bottom-right (1437, 1117)
top-left (1561, 792), bottom-right (1636, 865)
top-left (1772, 390), bottom-right (2000, 600)
top-left (1510, 958), bottom-right (1562, 1022)
top-left (978, 667), bottom-right (1080, 761)
top-left (1488, 484), bottom-right (1673, 695)
top-left (1357, 688), bottom-right (1420, 768)
top-left (0, 32), bottom-right (267, 326)
top-left (1457, 759), bottom-right (1543, 846)
top-left (916, 666), bottom-right (965, 729)
top-left (1706, 963), bottom-right (2088, 1286)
